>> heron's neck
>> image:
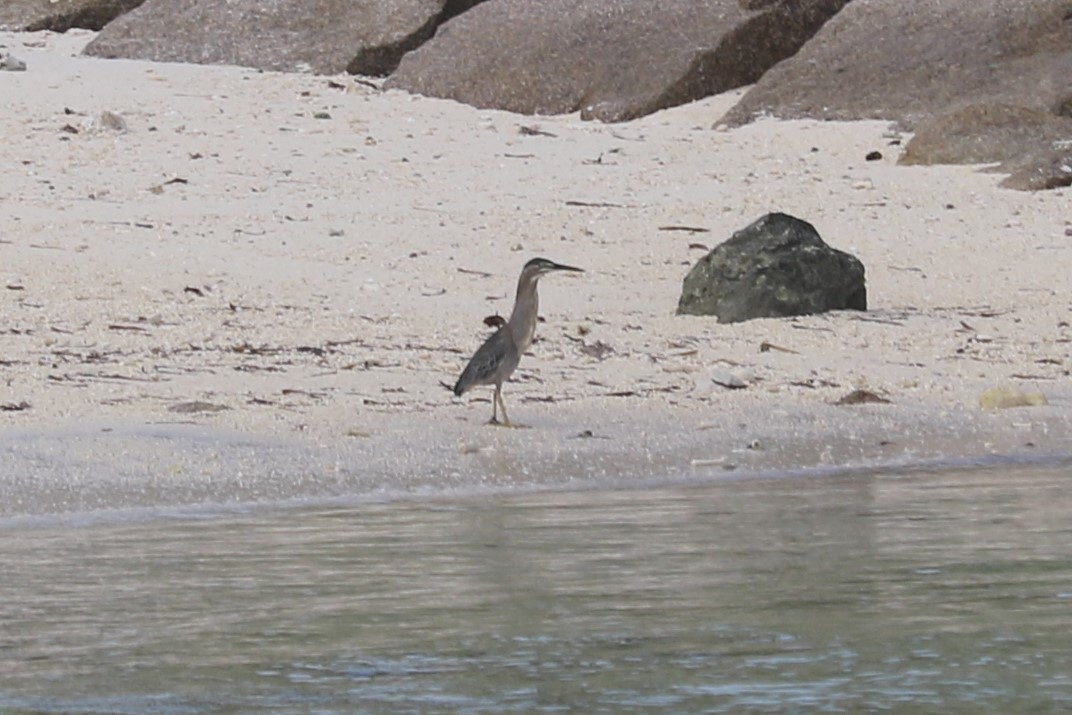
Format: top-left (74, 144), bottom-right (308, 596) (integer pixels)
top-left (510, 277), bottom-right (539, 353)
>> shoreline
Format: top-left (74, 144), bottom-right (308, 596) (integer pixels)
top-left (2, 30), bottom-right (1070, 518)
top-left (3, 394), bottom-right (1070, 520)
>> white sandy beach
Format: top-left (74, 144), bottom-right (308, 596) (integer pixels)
top-left (2, 30), bottom-right (1070, 516)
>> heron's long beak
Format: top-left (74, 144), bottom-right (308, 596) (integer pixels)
top-left (549, 261), bottom-right (584, 273)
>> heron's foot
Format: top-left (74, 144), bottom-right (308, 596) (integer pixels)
top-left (486, 417), bottom-right (528, 429)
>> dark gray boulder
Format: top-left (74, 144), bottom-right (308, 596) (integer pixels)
top-left (0, 0), bottom-right (144, 31)
top-left (721, 0), bottom-right (1072, 129)
top-left (83, 0), bottom-right (448, 75)
top-left (677, 213), bottom-right (866, 323)
top-left (385, 0), bottom-right (849, 122)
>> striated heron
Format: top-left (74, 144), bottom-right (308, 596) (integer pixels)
top-left (453, 257), bottom-right (583, 426)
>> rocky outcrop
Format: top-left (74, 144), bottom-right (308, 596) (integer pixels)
top-left (720, 0), bottom-right (1072, 191)
top-left (677, 213), bottom-right (866, 323)
top-left (900, 104), bottom-right (1072, 191)
top-left (721, 0), bottom-right (1072, 129)
top-left (82, 0), bottom-right (451, 75)
top-left (38, 0), bottom-right (1065, 189)
top-left (901, 105), bottom-right (1072, 166)
top-left (385, 0), bottom-right (849, 122)
top-left (1001, 150), bottom-right (1072, 191)
top-left (0, 0), bottom-right (144, 32)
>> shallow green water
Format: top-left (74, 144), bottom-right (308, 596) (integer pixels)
top-left (2, 462), bottom-right (1072, 714)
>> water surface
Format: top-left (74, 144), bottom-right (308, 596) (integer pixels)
top-left (2, 462), bottom-right (1071, 713)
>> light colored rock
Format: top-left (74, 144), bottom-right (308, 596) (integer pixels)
top-left (0, 0), bottom-right (144, 32)
top-left (0, 51), bottom-right (26, 71)
top-left (723, 0), bottom-right (1072, 130)
top-left (84, 0), bottom-right (446, 75)
top-left (979, 387), bottom-right (1049, 410)
top-left (386, 0), bottom-right (848, 121)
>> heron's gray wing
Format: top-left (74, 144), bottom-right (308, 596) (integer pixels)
top-left (454, 327), bottom-right (518, 395)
